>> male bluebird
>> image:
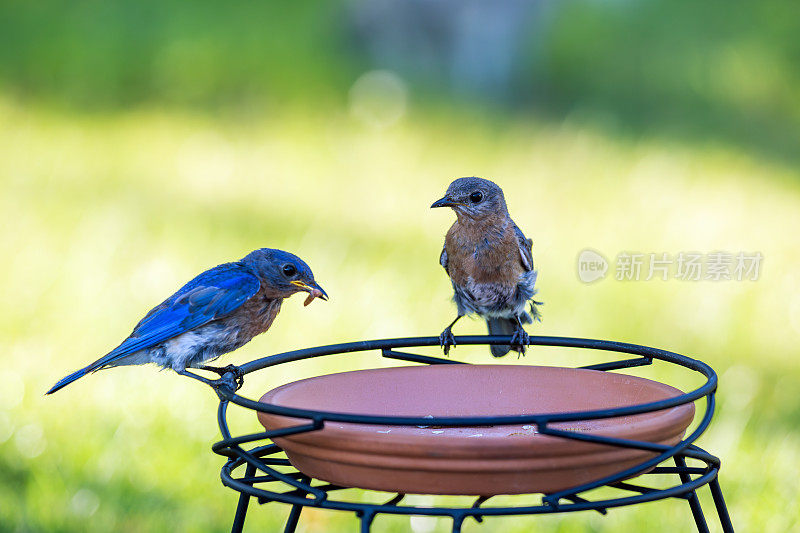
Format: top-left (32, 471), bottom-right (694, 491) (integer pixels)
top-left (46, 248), bottom-right (327, 394)
top-left (431, 177), bottom-right (541, 357)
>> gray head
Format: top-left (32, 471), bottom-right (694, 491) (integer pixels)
top-left (431, 177), bottom-right (508, 220)
top-left (241, 248), bottom-right (328, 305)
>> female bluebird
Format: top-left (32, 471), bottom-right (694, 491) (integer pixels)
top-left (46, 248), bottom-right (327, 394)
top-left (431, 177), bottom-right (541, 357)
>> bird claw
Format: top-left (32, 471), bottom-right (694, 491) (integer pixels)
top-left (201, 364), bottom-right (245, 391)
top-left (216, 374), bottom-right (243, 392)
top-left (510, 327), bottom-right (529, 357)
top-left (439, 327), bottom-right (457, 356)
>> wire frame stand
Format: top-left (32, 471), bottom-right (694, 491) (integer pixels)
top-left (194, 336), bottom-right (734, 533)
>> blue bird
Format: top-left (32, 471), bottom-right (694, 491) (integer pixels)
top-left (432, 177), bottom-right (541, 357)
top-left (46, 248), bottom-right (327, 394)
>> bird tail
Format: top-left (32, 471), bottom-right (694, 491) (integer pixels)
top-left (45, 334), bottom-right (151, 395)
top-left (45, 356), bottom-right (116, 395)
top-left (486, 317), bottom-right (517, 358)
top-left (45, 367), bottom-right (92, 395)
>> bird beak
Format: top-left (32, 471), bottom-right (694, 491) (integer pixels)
top-left (291, 280), bottom-right (329, 306)
top-left (431, 196), bottom-right (459, 208)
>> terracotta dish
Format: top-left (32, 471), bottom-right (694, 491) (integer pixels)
top-left (257, 365), bottom-right (694, 495)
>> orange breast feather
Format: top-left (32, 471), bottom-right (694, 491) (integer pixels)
top-left (445, 221), bottom-right (524, 286)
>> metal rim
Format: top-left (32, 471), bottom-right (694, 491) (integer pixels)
top-left (219, 335), bottom-right (715, 426)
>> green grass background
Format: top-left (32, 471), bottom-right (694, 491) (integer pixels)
top-left (1, 1), bottom-right (799, 531)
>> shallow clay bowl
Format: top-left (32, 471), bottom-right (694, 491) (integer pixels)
top-left (257, 365), bottom-right (694, 495)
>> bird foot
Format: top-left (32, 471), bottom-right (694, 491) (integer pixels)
top-left (201, 364), bottom-right (245, 391)
top-left (439, 326), bottom-right (457, 356)
top-left (510, 327), bottom-right (529, 357)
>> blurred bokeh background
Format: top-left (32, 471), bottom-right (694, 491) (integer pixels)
top-left (1, 0), bottom-right (799, 531)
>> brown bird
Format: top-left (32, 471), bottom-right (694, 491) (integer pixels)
top-left (431, 177), bottom-right (541, 357)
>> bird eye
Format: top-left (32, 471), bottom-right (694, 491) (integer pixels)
top-left (282, 264), bottom-right (297, 277)
top-left (469, 191), bottom-right (483, 203)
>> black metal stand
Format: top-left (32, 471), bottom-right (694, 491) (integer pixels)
top-left (196, 335), bottom-right (733, 532)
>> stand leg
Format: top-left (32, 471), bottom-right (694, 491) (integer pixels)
top-left (284, 504), bottom-right (303, 533)
top-left (675, 456), bottom-right (709, 533)
top-left (231, 463), bottom-right (257, 533)
top-left (710, 476), bottom-right (735, 532)
top-left (359, 510), bottom-right (374, 533)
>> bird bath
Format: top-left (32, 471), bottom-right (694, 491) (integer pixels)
top-left (257, 365), bottom-right (694, 495)
top-left (207, 336), bottom-right (733, 533)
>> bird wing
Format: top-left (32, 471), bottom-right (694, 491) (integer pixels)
top-left (513, 224), bottom-right (534, 271)
top-left (439, 245), bottom-right (449, 273)
top-left (92, 263), bottom-right (261, 369)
